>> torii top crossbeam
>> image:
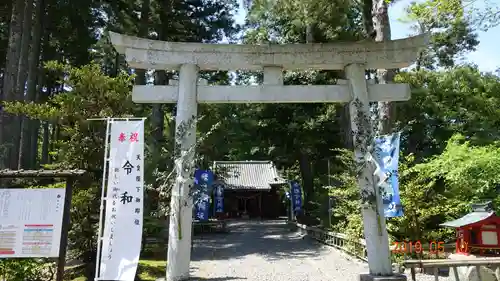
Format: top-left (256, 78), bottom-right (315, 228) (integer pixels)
top-left (109, 32), bottom-right (427, 71)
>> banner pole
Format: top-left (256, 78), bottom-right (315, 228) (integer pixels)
top-left (87, 117), bottom-right (147, 121)
top-left (288, 181), bottom-right (293, 221)
top-left (55, 178), bottom-right (74, 281)
top-left (94, 118), bottom-right (112, 281)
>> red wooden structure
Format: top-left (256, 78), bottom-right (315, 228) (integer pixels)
top-left (441, 201), bottom-right (500, 256)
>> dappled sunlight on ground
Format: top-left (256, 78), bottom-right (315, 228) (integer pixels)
top-left (189, 220), bottom-right (368, 281)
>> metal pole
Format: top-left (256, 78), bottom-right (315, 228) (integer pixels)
top-left (56, 177), bottom-right (75, 281)
top-left (327, 159), bottom-right (331, 186)
top-left (327, 159), bottom-right (332, 228)
top-left (86, 117), bottom-right (147, 121)
top-left (213, 188), bottom-right (216, 218)
top-left (94, 118), bottom-right (112, 281)
top-left (328, 197), bottom-right (332, 228)
top-left (288, 181), bottom-right (293, 221)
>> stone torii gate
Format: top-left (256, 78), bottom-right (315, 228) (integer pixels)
top-left (109, 32), bottom-right (427, 281)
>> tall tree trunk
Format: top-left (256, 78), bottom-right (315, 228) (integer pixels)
top-left (29, 70), bottom-right (45, 169)
top-left (48, 122), bottom-right (58, 164)
top-left (152, 71), bottom-right (167, 178)
top-left (298, 150), bottom-right (314, 206)
top-left (14, 0), bottom-right (33, 169)
top-left (414, 23), bottom-right (426, 72)
top-left (29, 46), bottom-right (47, 169)
top-left (49, 123), bottom-right (55, 157)
top-left (134, 0), bottom-right (150, 86)
top-left (21, 0), bottom-right (43, 169)
top-left (363, 0), bottom-right (375, 39)
top-left (336, 72), bottom-right (352, 148)
top-left (1, 0), bottom-right (25, 169)
top-left (38, 4), bottom-right (51, 167)
top-left (0, 1), bottom-right (11, 91)
top-left (16, 0), bottom-right (32, 95)
top-left (112, 53), bottom-right (119, 77)
top-left (41, 121), bottom-right (49, 164)
top-left (297, 20), bottom-right (315, 207)
top-left (150, 0), bottom-right (167, 182)
top-left (373, 0), bottom-right (396, 134)
top-left (40, 86), bottom-right (52, 165)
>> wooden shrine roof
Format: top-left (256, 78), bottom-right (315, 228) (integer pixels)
top-left (440, 211), bottom-right (495, 228)
top-left (440, 202), bottom-right (497, 228)
top-left (213, 161), bottom-right (286, 190)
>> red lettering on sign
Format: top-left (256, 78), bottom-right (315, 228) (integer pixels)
top-left (130, 132), bottom-right (139, 142)
top-left (118, 133), bottom-right (126, 142)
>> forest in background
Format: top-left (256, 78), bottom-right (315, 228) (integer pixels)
top-left (0, 0), bottom-right (500, 279)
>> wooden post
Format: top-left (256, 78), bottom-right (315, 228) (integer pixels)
top-left (56, 177), bottom-right (74, 281)
top-left (259, 192), bottom-right (262, 219)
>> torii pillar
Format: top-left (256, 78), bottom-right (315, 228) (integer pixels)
top-left (110, 32), bottom-right (427, 281)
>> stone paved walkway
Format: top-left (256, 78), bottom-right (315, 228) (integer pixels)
top-left (189, 220), bottom-right (452, 281)
top-left (189, 220), bottom-right (369, 281)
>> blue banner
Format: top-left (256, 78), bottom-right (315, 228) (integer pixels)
top-left (194, 169), bottom-right (214, 221)
top-left (373, 132), bottom-right (403, 217)
top-left (213, 183), bottom-right (224, 214)
top-left (291, 181), bottom-right (302, 214)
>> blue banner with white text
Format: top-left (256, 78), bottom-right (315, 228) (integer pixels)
top-left (213, 183), bottom-right (224, 214)
top-left (373, 132), bottom-right (403, 217)
top-left (194, 169), bottom-right (214, 221)
top-left (291, 181), bottom-right (302, 214)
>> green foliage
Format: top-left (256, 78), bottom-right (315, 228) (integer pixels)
top-left (396, 66), bottom-right (500, 160)
top-left (247, 0), bottom-right (362, 43)
top-left (3, 61), bottom-right (138, 278)
top-left (326, 67), bottom-right (500, 247)
top-left (327, 150), bottom-right (361, 231)
top-left (391, 135), bottom-right (500, 240)
top-left (0, 259), bottom-right (55, 281)
top-left (404, 0), bottom-right (479, 69)
top-left (3, 62), bottom-right (136, 122)
top-left (328, 131), bottom-right (500, 249)
top-left (404, 0), bottom-right (500, 32)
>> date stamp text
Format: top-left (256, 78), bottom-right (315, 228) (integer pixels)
top-left (391, 241), bottom-right (448, 254)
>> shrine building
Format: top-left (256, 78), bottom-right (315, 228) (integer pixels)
top-left (213, 161), bottom-right (287, 219)
top-left (441, 201), bottom-right (500, 256)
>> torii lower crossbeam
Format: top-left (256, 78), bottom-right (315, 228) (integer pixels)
top-left (132, 84), bottom-right (411, 103)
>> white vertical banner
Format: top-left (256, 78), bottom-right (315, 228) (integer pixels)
top-left (99, 120), bottom-right (144, 280)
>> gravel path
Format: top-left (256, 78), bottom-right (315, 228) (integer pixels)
top-left (189, 220), bottom-right (452, 281)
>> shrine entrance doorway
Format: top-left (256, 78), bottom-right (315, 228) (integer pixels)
top-left (224, 189), bottom-right (282, 219)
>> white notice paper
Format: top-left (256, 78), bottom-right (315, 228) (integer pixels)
top-left (0, 188), bottom-right (65, 258)
top-left (99, 120), bottom-right (144, 281)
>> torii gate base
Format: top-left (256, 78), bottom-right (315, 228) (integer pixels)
top-left (110, 32), bottom-right (427, 281)
top-left (360, 274), bottom-right (407, 281)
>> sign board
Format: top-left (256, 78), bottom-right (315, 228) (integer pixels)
top-left (194, 169), bottom-right (213, 221)
top-left (0, 188), bottom-right (65, 258)
top-left (98, 120), bottom-right (144, 281)
top-left (373, 132), bottom-right (403, 217)
top-left (291, 181), bottom-right (302, 214)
